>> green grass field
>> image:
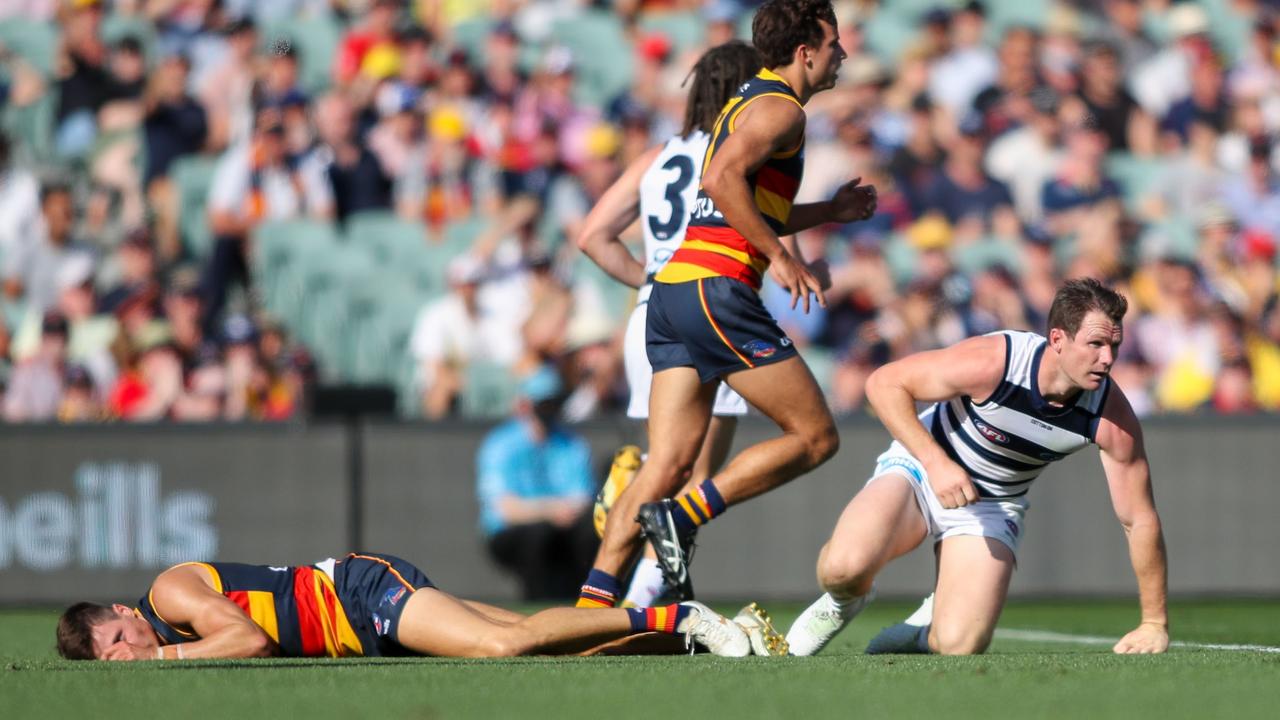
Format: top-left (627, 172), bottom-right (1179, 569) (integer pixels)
top-left (3, 599), bottom-right (1278, 719)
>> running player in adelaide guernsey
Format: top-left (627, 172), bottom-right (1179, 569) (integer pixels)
top-left (54, 552), bottom-right (758, 660)
top-left (575, 41), bottom-right (763, 607)
top-left (576, 0), bottom-right (878, 611)
top-left (787, 280), bottom-right (1171, 657)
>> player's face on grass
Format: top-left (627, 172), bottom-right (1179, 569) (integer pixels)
top-left (91, 605), bottom-right (160, 659)
top-left (1053, 310), bottom-right (1122, 391)
top-left (806, 20), bottom-right (846, 92)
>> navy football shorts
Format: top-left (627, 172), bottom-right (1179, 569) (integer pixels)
top-left (646, 276), bottom-right (798, 383)
top-left (331, 552), bottom-right (434, 656)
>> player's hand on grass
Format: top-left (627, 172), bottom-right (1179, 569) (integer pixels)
top-left (102, 640), bottom-right (158, 661)
top-left (770, 252), bottom-right (826, 313)
top-left (1113, 622), bottom-right (1169, 654)
top-left (827, 177), bottom-right (877, 224)
top-left (927, 457), bottom-right (978, 509)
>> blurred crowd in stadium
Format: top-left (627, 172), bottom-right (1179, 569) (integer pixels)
top-left (1, 0), bottom-right (1279, 423)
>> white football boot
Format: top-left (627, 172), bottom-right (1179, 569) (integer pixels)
top-left (732, 603), bottom-right (789, 656)
top-left (865, 592), bottom-right (934, 654)
top-left (786, 587), bottom-right (876, 656)
top-left (677, 601), bottom-right (751, 657)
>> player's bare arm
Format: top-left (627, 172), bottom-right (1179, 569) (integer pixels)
top-left (782, 177), bottom-right (878, 234)
top-left (574, 144), bottom-right (662, 289)
top-left (118, 565), bottom-right (277, 661)
top-left (865, 334), bottom-right (1007, 509)
top-left (700, 96), bottom-right (824, 312)
top-left (1095, 385), bottom-right (1170, 655)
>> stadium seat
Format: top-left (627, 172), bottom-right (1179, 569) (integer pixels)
top-left (251, 218), bottom-right (341, 323)
top-left (1105, 153), bottom-right (1170, 214)
top-left (344, 278), bottom-right (422, 383)
top-left (171, 155), bottom-right (220, 260)
top-left (259, 13), bottom-right (342, 96)
top-left (294, 244), bottom-right (377, 378)
top-left (0, 18), bottom-right (58, 77)
top-left (862, 8), bottom-right (919, 65)
top-left (952, 240), bottom-right (1023, 276)
top-left (101, 13), bottom-right (158, 62)
top-left (549, 10), bottom-right (633, 108)
top-left (1, 93), bottom-right (56, 164)
top-left (637, 12), bottom-right (705, 57)
top-left (460, 361), bottom-right (520, 419)
top-left (803, 345), bottom-right (838, 402)
top-left (344, 211), bottom-right (429, 265)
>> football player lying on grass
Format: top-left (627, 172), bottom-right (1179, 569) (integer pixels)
top-left (57, 552), bottom-right (787, 661)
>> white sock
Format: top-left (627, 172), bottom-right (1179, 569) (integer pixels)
top-left (623, 558), bottom-right (666, 607)
top-left (829, 588), bottom-right (873, 619)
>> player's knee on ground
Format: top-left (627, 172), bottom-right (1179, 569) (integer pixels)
top-left (816, 546), bottom-right (876, 596)
top-left (930, 623), bottom-right (993, 656)
top-left (472, 630), bottom-right (529, 658)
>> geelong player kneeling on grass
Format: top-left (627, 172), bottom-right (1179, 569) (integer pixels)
top-left (56, 552), bottom-right (753, 661)
top-left (787, 279), bottom-right (1170, 656)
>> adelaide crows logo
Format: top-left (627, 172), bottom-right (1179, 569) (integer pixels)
top-left (741, 339), bottom-right (777, 359)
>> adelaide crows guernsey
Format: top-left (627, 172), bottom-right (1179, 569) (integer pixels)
top-left (654, 68), bottom-right (805, 291)
top-left (924, 331), bottom-right (1111, 499)
top-left (136, 560), bottom-right (365, 657)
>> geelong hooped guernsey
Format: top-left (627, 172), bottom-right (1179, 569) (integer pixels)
top-left (924, 331), bottom-right (1111, 499)
top-left (636, 131), bottom-right (712, 304)
top-left (654, 68), bottom-right (806, 291)
top-left (136, 560), bottom-right (365, 657)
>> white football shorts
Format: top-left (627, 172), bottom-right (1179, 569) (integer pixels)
top-left (624, 295), bottom-right (748, 419)
top-left (866, 441), bottom-right (1029, 556)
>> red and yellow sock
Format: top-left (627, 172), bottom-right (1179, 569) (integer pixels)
top-left (627, 604), bottom-right (693, 634)
top-left (576, 569), bottom-right (621, 608)
top-left (671, 480), bottom-right (727, 533)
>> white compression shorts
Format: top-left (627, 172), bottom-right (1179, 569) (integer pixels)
top-left (865, 441), bottom-right (1030, 557)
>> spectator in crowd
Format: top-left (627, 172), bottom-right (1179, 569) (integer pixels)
top-left (410, 254), bottom-right (521, 419)
top-left (204, 109), bottom-right (305, 330)
top-left (198, 17), bottom-right (257, 151)
top-left (299, 92), bottom-right (393, 222)
top-left (3, 182), bottom-right (96, 312)
top-left (476, 366), bottom-right (596, 601)
top-left (1, 1), bottom-right (1278, 423)
top-left (919, 111), bottom-right (1016, 234)
top-left (4, 311), bottom-right (68, 422)
top-left (53, 0), bottom-right (109, 158)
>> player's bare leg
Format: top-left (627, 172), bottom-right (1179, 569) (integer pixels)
top-left (625, 414), bottom-right (738, 606)
top-left (578, 367), bottom-right (716, 607)
top-left (787, 475), bottom-right (928, 655)
top-left (926, 536), bottom-right (1015, 655)
top-left (397, 587), bottom-right (749, 657)
top-left (716, 356), bottom-right (839, 502)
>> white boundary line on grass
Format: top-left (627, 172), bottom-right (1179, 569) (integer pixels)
top-left (996, 628), bottom-right (1280, 654)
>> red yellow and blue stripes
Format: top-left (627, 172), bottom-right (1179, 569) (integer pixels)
top-left (576, 569), bottom-right (622, 608)
top-left (627, 604), bottom-right (693, 634)
top-left (656, 68), bottom-right (806, 291)
top-left (697, 279), bottom-right (755, 367)
top-left (671, 480), bottom-right (728, 532)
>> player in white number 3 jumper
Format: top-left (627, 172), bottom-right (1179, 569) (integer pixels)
top-left (788, 279), bottom-right (1170, 656)
top-left (577, 42), bottom-right (763, 606)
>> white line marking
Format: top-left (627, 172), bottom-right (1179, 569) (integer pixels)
top-left (996, 628), bottom-right (1280, 654)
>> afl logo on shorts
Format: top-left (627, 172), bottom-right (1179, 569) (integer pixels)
top-left (741, 339), bottom-right (777, 359)
top-left (975, 421), bottom-right (1008, 444)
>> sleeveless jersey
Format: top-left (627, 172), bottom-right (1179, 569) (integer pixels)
top-left (924, 331), bottom-right (1111, 499)
top-left (636, 131), bottom-right (711, 303)
top-left (136, 560), bottom-right (365, 658)
top-left (655, 68), bottom-right (806, 291)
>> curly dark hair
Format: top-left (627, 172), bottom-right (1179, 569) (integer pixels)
top-left (680, 41), bottom-right (763, 138)
top-left (751, 0), bottom-right (838, 69)
top-left (1046, 278), bottom-right (1129, 337)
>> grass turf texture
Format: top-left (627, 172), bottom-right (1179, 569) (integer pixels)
top-left (3, 600), bottom-right (1278, 719)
